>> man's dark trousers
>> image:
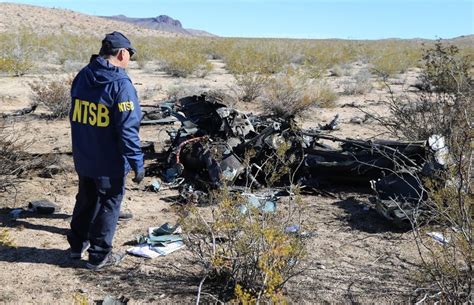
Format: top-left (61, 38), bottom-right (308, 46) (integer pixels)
top-left (67, 175), bottom-right (125, 264)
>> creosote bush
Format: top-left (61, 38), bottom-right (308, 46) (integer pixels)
top-left (0, 229), bottom-right (16, 248)
top-left (376, 42), bottom-right (472, 303)
top-left (234, 72), bottom-right (269, 103)
top-left (181, 185), bottom-right (306, 303)
top-left (29, 75), bottom-right (74, 118)
top-left (0, 29), bottom-right (37, 76)
top-left (420, 40), bottom-right (472, 94)
top-left (160, 49), bottom-right (212, 78)
top-left (342, 69), bottom-right (373, 95)
top-left (0, 122), bottom-right (30, 192)
top-left (154, 38), bottom-right (213, 78)
top-left (261, 74), bottom-right (337, 117)
top-left (369, 41), bottom-right (422, 77)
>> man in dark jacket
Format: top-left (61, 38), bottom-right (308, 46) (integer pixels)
top-left (68, 31), bottom-right (144, 271)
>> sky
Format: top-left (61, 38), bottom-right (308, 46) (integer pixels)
top-left (2, 0), bottom-right (473, 39)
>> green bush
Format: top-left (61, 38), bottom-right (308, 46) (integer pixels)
top-left (261, 74), bottom-right (337, 117)
top-left (341, 69), bottom-right (373, 95)
top-left (420, 40), bottom-right (472, 94)
top-left (0, 29), bottom-right (37, 76)
top-left (182, 186), bottom-right (306, 302)
top-left (376, 42), bottom-right (472, 303)
top-left (0, 229), bottom-right (16, 248)
top-left (156, 39), bottom-right (211, 78)
top-left (235, 72), bottom-right (269, 103)
top-left (368, 41), bottom-right (422, 77)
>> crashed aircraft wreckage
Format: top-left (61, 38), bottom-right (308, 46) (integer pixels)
top-left (141, 94), bottom-right (447, 228)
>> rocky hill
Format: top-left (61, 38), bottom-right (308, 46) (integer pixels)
top-left (0, 2), bottom-right (182, 37)
top-left (102, 15), bottom-right (216, 37)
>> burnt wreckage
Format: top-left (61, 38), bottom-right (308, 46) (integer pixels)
top-left (141, 94), bottom-right (446, 227)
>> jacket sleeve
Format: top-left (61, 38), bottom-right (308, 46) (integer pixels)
top-left (113, 79), bottom-right (144, 174)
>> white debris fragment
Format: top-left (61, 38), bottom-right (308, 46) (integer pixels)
top-left (427, 232), bottom-right (450, 245)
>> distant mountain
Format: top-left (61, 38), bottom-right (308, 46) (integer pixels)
top-left (0, 3), bottom-right (178, 37)
top-left (445, 34), bottom-right (474, 46)
top-left (102, 15), bottom-right (216, 37)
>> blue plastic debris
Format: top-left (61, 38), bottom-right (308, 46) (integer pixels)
top-left (238, 193), bottom-right (277, 214)
top-left (262, 200), bottom-right (276, 213)
top-left (285, 225), bottom-right (300, 234)
top-left (148, 179), bottom-right (161, 192)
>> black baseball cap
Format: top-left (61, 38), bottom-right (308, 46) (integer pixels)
top-left (100, 31), bottom-right (136, 57)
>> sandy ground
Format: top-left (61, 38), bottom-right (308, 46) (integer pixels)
top-left (0, 59), bottom-right (423, 304)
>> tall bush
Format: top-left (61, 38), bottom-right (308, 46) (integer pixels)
top-left (376, 42), bottom-right (472, 303)
top-left (29, 75), bottom-right (74, 118)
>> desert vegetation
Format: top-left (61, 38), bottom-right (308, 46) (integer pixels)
top-left (28, 76), bottom-right (74, 118)
top-left (1, 28), bottom-right (472, 79)
top-left (370, 42), bottom-right (472, 303)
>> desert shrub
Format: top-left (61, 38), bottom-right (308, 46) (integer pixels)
top-left (234, 72), bottom-right (269, 103)
top-left (156, 38), bottom-right (212, 78)
top-left (329, 64), bottom-right (345, 77)
top-left (301, 43), bottom-right (355, 78)
top-left (409, 112), bottom-right (471, 303)
top-left (72, 292), bottom-right (89, 305)
top-left (0, 57), bottom-right (34, 77)
top-left (342, 69), bottom-right (373, 95)
top-left (313, 81), bottom-right (338, 108)
top-left (0, 121), bottom-right (56, 195)
top-left (0, 29), bottom-right (37, 76)
top-left (52, 33), bottom-right (97, 65)
top-left (0, 229), bottom-right (16, 248)
top-left (369, 41), bottom-right (422, 77)
top-left (139, 84), bottom-right (162, 101)
top-left (0, 31), bottom-right (100, 73)
top-left (29, 75), bottom-right (74, 118)
top-left (261, 74), bottom-right (337, 117)
top-left (420, 41), bottom-right (472, 94)
top-left (160, 49), bottom-right (211, 78)
top-left (165, 83), bottom-right (208, 102)
top-left (62, 60), bottom-right (84, 73)
top-left (378, 43), bottom-right (471, 141)
top-left (0, 122), bottom-right (30, 192)
top-left (375, 42), bottom-right (472, 303)
top-left (221, 39), bottom-right (293, 75)
top-left (133, 37), bottom-right (162, 70)
top-left (181, 183), bottom-right (307, 302)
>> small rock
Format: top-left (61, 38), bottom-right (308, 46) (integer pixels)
top-left (350, 116), bottom-right (364, 124)
top-left (28, 199), bottom-right (58, 214)
top-left (39, 165), bottom-right (63, 178)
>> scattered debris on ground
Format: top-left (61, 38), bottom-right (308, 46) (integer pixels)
top-left (127, 223), bottom-right (184, 259)
top-left (142, 94), bottom-right (447, 228)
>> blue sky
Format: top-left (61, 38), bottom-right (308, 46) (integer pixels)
top-left (3, 0), bottom-right (473, 39)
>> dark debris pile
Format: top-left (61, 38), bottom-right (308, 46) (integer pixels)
top-left (141, 94), bottom-right (447, 228)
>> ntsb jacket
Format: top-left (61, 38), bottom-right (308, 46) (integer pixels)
top-left (70, 56), bottom-right (144, 178)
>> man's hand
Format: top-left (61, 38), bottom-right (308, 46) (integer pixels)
top-left (132, 169), bottom-right (145, 184)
